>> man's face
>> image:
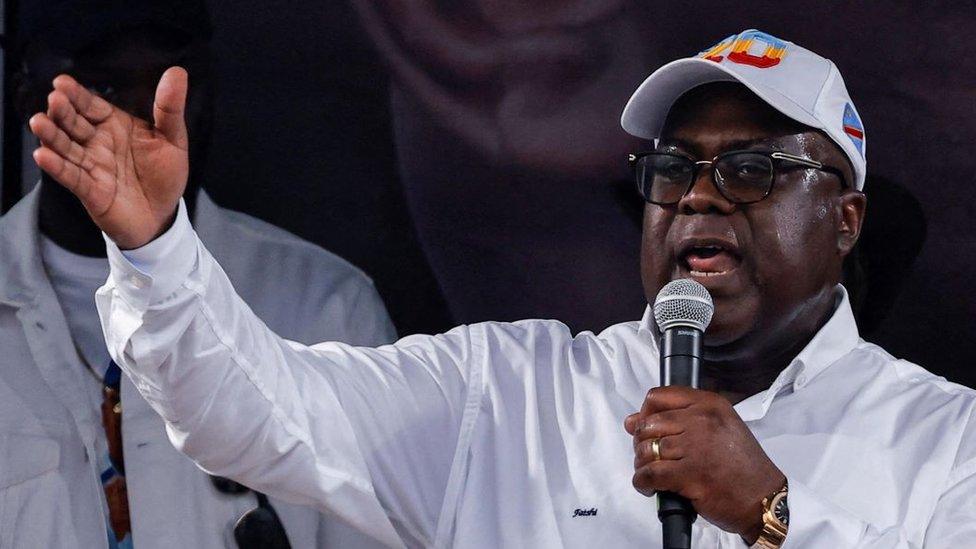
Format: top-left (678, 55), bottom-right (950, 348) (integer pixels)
top-left (640, 83), bottom-right (861, 359)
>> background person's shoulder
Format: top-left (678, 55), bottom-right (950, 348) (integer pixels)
top-left (197, 190), bottom-right (376, 287)
top-left (193, 189), bottom-right (393, 344)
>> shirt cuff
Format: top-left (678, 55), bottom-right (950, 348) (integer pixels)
top-left (103, 199), bottom-right (198, 309)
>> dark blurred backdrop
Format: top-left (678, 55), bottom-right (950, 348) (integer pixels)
top-left (3, 1), bottom-right (974, 388)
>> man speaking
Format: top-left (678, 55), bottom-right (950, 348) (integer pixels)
top-left (28, 30), bottom-right (975, 547)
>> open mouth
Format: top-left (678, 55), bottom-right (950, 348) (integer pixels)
top-left (678, 241), bottom-right (741, 278)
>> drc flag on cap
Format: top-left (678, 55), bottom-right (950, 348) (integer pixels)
top-left (842, 103), bottom-right (864, 157)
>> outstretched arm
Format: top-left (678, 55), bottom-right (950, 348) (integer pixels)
top-left (32, 70), bottom-right (479, 548)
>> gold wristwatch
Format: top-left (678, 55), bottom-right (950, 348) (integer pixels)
top-left (753, 480), bottom-right (789, 548)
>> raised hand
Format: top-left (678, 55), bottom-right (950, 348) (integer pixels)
top-left (28, 67), bottom-right (190, 249)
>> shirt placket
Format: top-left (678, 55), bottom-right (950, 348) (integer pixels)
top-left (18, 302), bottom-right (102, 460)
top-left (16, 300), bottom-right (111, 543)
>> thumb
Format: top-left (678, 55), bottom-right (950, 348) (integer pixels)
top-left (153, 66), bottom-right (189, 150)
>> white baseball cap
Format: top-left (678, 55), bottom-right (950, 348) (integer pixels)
top-left (621, 29), bottom-right (867, 190)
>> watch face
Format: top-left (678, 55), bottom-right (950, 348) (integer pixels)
top-left (773, 494), bottom-right (789, 526)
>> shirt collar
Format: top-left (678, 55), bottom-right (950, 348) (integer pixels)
top-left (0, 184), bottom-right (46, 307)
top-left (189, 187), bottom-right (219, 234)
top-left (639, 285), bottom-right (860, 421)
top-left (738, 285), bottom-right (860, 421)
top-left (789, 285), bottom-right (860, 390)
top-left (638, 305), bottom-right (656, 340)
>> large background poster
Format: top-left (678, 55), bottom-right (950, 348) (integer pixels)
top-left (6, 1), bottom-right (974, 387)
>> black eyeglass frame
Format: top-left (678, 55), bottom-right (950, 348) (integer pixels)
top-left (627, 149), bottom-right (849, 205)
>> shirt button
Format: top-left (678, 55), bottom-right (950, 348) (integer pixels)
top-left (796, 374), bottom-right (807, 387)
top-left (128, 275), bottom-right (145, 289)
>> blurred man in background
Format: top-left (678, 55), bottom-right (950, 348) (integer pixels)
top-left (0, 1), bottom-right (394, 547)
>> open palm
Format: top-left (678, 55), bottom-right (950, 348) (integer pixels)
top-left (29, 67), bottom-right (190, 249)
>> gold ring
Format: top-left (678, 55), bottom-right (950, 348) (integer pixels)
top-left (650, 438), bottom-right (662, 461)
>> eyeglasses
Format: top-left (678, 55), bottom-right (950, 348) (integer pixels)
top-left (628, 150), bottom-right (848, 205)
top-left (210, 476), bottom-right (293, 549)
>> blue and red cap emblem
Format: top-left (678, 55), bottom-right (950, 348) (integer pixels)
top-left (842, 103), bottom-right (864, 157)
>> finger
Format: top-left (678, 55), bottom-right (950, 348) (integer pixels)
top-left (152, 66), bottom-right (189, 150)
top-left (634, 434), bottom-right (683, 466)
top-left (29, 113), bottom-right (94, 171)
top-left (624, 413), bottom-right (639, 435)
top-left (639, 386), bottom-right (699, 417)
top-left (52, 74), bottom-right (114, 123)
top-left (632, 460), bottom-right (683, 498)
top-left (32, 146), bottom-right (96, 197)
top-left (47, 90), bottom-right (97, 142)
top-left (632, 410), bottom-right (686, 446)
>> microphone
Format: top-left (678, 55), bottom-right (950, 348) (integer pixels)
top-left (652, 279), bottom-right (714, 549)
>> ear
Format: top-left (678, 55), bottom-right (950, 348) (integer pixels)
top-left (836, 189), bottom-right (866, 256)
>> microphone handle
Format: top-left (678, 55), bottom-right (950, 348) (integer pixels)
top-left (657, 328), bottom-right (702, 549)
top-left (658, 492), bottom-right (696, 549)
top-left (660, 328), bottom-right (701, 389)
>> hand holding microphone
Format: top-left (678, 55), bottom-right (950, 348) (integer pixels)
top-left (624, 279), bottom-right (786, 546)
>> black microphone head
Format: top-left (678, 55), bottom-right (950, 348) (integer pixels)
top-left (653, 279), bottom-right (714, 332)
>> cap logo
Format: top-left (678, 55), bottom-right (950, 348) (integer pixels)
top-left (698, 30), bottom-right (788, 69)
top-left (842, 103), bottom-right (865, 157)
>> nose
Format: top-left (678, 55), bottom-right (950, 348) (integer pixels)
top-left (677, 162), bottom-right (736, 215)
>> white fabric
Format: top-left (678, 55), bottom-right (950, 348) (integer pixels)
top-left (97, 199), bottom-right (976, 548)
top-left (40, 236), bottom-right (116, 535)
top-left (620, 29), bottom-right (867, 190)
top-left (0, 185), bottom-right (397, 549)
top-left (41, 235), bottom-right (112, 375)
top-left (39, 235), bottom-right (112, 444)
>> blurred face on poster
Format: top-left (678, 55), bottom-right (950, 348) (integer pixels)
top-left (352, 0), bottom-right (645, 179)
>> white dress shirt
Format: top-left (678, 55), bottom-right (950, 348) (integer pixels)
top-left (0, 186), bottom-right (396, 548)
top-left (98, 199), bottom-right (976, 548)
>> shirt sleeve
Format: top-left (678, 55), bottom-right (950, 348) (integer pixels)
top-left (94, 199), bottom-right (483, 548)
top-left (784, 468), bottom-right (976, 548)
